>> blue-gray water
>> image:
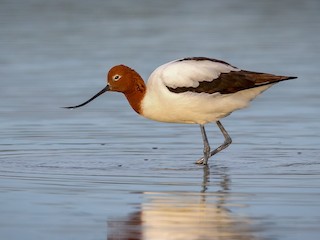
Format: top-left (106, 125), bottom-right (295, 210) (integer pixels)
top-left (1, 0), bottom-right (320, 239)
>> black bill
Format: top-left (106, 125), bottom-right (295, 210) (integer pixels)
top-left (63, 85), bottom-right (110, 109)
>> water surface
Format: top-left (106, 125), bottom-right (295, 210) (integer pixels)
top-left (1, 0), bottom-right (320, 239)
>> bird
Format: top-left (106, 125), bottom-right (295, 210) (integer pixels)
top-left (64, 57), bottom-right (296, 165)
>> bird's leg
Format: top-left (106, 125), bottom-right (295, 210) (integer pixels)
top-left (195, 125), bottom-right (211, 165)
top-left (196, 121), bottom-right (232, 165)
top-left (209, 121), bottom-right (232, 157)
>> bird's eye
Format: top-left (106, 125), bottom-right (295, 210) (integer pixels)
top-left (113, 74), bottom-right (121, 81)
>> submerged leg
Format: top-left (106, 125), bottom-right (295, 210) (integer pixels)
top-left (196, 124), bottom-right (211, 165)
top-left (196, 121), bottom-right (232, 165)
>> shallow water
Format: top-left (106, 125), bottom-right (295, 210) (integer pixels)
top-left (1, 0), bottom-right (320, 239)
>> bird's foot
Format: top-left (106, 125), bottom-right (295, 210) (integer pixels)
top-left (195, 156), bottom-right (208, 165)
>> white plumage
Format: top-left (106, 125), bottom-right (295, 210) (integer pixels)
top-left (141, 58), bottom-right (271, 124)
top-left (160, 58), bottom-right (239, 88)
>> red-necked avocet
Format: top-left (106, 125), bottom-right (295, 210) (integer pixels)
top-left (65, 57), bottom-right (296, 165)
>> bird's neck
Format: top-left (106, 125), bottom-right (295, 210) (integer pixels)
top-left (123, 74), bottom-right (146, 115)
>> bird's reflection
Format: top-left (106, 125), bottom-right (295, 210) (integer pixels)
top-left (108, 166), bottom-right (258, 240)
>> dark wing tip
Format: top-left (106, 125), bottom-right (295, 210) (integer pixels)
top-left (177, 57), bottom-right (236, 68)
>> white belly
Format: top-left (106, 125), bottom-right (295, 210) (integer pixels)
top-left (141, 84), bottom-right (273, 125)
